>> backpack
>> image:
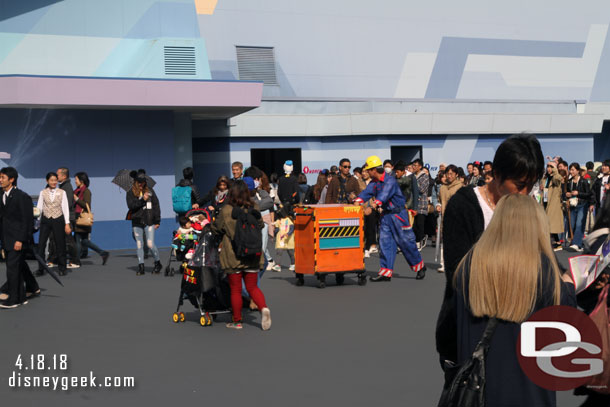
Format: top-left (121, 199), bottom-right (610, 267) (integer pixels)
top-left (231, 206), bottom-right (262, 258)
top-left (172, 185), bottom-right (192, 214)
top-left (303, 185), bottom-right (316, 205)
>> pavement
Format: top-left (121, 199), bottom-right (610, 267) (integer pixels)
top-left (0, 244), bottom-right (583, 406)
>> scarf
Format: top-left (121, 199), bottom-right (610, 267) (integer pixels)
top-left (74, 185), bottom-right (86, 214)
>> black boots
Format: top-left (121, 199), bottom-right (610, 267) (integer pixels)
top-left (136, 264), bottom-right (145, 276)
top-left (153, 261), bottom-right (162, 274)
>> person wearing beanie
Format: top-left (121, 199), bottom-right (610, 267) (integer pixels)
top-left (277, 160), bottom-right (299, 206)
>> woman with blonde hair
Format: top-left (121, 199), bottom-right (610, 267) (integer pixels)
top-left (437, 194), bottom-right (575, 406)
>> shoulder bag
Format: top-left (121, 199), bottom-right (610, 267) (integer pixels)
top-left (438, 317), bottom-right (498, 407)
top-left (76, 203), bottom-right (94, 227)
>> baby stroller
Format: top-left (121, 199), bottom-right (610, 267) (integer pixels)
top-left (171, 224), bottom-right (231, 326)
top-left (165, 208), bottom-right (211, 277)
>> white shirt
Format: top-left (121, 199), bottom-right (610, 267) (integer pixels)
top-left (474, 186), bottom-right (494, 229)
top-left (37, 187), bottom-right (70, 225)
top-left (3, 186), bottom-right (13, 205)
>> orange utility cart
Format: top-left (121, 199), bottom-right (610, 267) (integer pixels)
top-left (294, 204), bottom-right (366, 288)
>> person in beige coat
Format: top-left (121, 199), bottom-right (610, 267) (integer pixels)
top-left (541, 161), bottom-right (565, 250)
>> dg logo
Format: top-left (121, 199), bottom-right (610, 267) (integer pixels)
top-left (517, 305), bottom-right (604, 391)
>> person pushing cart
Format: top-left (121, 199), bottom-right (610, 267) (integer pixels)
top-left (354, 156), bottom-right (426, 281)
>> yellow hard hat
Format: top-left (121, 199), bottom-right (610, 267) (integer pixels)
top-left (363, 155), bottom-right (383, 170)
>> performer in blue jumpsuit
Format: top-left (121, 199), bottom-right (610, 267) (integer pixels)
top-left (355, 156), bottom-right (426, 281)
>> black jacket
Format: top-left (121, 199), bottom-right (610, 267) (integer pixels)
top-left (438, 254), bottom-right (575, 407)
top-left (177, 178), bottom-right (200, 206)
top-left (278, 175), bottom-right (299, 206)
top-left (591, 174), bottom-right (610, 208)
top-left (436, 185), bottom-right (485, 362)
top-left (126, 188), bottom-right (161, 227)
top-left (0, 187), bottom-right (34, 250)
top-left (565, 176), bottom-right (593, 206)
top-left (59, 180), bottom-right (75, 222)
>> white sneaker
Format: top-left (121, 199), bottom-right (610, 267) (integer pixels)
top-left (437, 266), bottom-right (445, 273)
top-left (420, 236), bottom-right (428, 250)
top-left (266, 261), bottom-right (275, 271)
top-left (261, 307), bottom-right (272, 331)
top-left (369, 247), bottom-right (378, 254)
top-left (569, 244), bottom-right (583, 252)
top-left (271, 264), bottom-right (282, 272)
top-left (289, 264), bottom-right (295, 271)
top-left (364, 250), bottom-right (371, 258)
top-left (67, 263), bottom-right (80, 269)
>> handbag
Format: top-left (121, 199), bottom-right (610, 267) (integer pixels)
top-left (569, 197), bottom-right (579, 207)
top-left (586, 285), bottom-right (610, 394)
top-left (437, 318), bottom-right (498, 407)
top-left (76, 203), bottom-right (94, 227)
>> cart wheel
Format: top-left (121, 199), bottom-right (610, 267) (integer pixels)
top-left (200, 315), bottom-right (207, 326)
top-left (358, 274), bottom-right (367, 286)
top-left (205, 312), bottom-right (213, 326)
top-left (179, 312), bottom-right (186, 322)
top-left (295, 274), bottom-right (305, 287)
top-left (165, 266), bottom-right (170, 276)
top-left (172, 313), bottom-right (180, 323)
top-left (317, 275), bottom-right (326, 289)
top-left (336, 273), bottom-right (345, 286)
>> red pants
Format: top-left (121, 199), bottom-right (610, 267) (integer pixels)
top-left (228, 272), bottom-right (267, 322)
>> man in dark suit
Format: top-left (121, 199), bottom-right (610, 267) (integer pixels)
top-left (0, 166), bottom-right (39, 308)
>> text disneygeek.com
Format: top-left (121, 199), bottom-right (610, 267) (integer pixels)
top-left (8, 354), bottom-right (135, 391)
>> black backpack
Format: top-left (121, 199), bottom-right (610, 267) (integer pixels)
top-left (231, 206), bottom-right (262, 258)
top-left (303, 185), bottom-right (316, 204)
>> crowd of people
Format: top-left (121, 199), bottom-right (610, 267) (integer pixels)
top-left (0, 134), bottom-right (608, 405)
top-left (0, 166), bottom-right (109, 309)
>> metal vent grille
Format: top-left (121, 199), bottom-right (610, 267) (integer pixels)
top-left (164, 46), bottom-right (196, 75)
top-left (236, 46), bottom-right (277, 85)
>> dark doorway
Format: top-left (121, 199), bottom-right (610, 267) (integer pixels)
top-left (251, 148), bottom-right (302, 178)
top-left (391, 145), bottom-right (422, 165)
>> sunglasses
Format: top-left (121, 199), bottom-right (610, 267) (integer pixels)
top-left (342, 165), bottom-right (351, 169)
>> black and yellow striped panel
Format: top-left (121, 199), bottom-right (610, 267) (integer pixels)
top-left (319, 225), bottom-right (360, 238)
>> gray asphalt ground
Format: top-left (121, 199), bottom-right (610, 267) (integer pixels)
top-left (0, 244), bottom-right (582, 406)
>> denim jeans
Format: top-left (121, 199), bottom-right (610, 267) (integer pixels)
top-left (74, 232), bottom-right (107, 259)
top-left (132, 225), bottom-right (160, 264)
top-left (569, 204), bottom-right (586, 248)
top-left (261, 222), bottom-right (273, 262)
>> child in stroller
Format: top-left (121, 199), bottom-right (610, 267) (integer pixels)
top-left (171, 215), bottom-right (231, 326)
top-left (165, 210), bottom-right (209, 276)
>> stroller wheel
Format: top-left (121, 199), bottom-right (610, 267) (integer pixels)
top-left (172, 313), bottom-right (180, 323)
top-left (200, 315), bottom-right (208, 326)
top-left (165, 266), bottom-right (170, 277)
top-left (205, 312), bottom-right (213, 326)
top-left (179, 312), bottom-right (186, 322)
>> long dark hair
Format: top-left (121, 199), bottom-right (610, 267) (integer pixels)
top-left (228, 180), bottom-right (253, 208)
top-left (313, 172), bottom-right (328, 201)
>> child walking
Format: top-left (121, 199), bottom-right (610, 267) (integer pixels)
top-left (272, 205), bottom-right (295, 271)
